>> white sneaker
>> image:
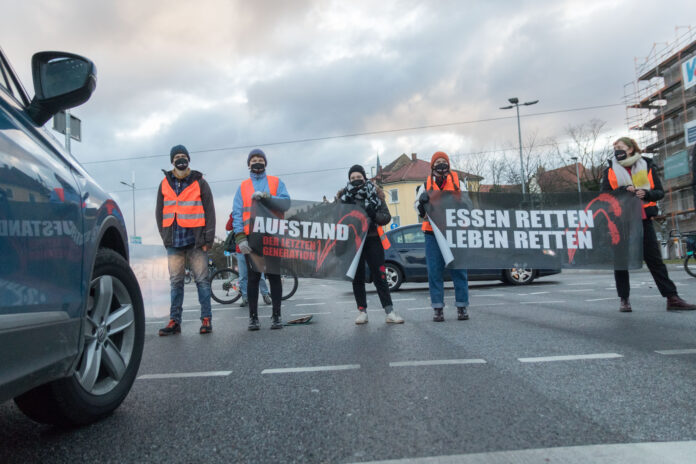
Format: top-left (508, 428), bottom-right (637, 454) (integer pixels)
top-left (355, 311), bottom-right (368, 324)
top-left (385, 311), bottom-right (404, 324)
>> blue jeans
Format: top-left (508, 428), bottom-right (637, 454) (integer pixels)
top-left (167, 245), bottom-right (212, 322)
top-left (236, 252), bottom-right (269, 298)
top-left (425, 233), bottom-right (469, 308)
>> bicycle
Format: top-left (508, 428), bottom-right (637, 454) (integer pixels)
top-left (210, 258), bottom-right (299, 304)
top-left (684, 233), bottom-right (696, 278)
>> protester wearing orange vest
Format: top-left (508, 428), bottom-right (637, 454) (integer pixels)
top-left (156, 145), bottom-right (216, 335)
top-left (232, 149), bottom-right (291, 330)
top-left (337, 165), bottom-right (404, 324)
top-left (601, 137), bottom-right (695, 312)
top-left (415, 152), bottom-right (470, 322)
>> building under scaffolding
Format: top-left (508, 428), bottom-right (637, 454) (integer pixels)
top-left (623, 26), bottom-right (696, 256)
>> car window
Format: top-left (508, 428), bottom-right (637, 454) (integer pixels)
top-left (0, 57), bottom-right (12, 94)
top-left (402, 228), bottom-right (425, 244)
top-left (391, 230), bottom-right (404, 244)
top-left (0, 52), bottom-right (30, 106)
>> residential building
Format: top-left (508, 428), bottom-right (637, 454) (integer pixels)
top-left (530, 163), bottom-right (587, 193)
top-left (624, 27), bottom-right (696, 243)
top-left (373, 153), bottom-right (482, 228)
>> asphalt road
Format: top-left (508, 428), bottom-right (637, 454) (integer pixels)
top-left (2, 267), bottom-right (696, 463)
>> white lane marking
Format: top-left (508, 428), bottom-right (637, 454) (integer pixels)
top-left (528, 291), bottom-right (550, 295)
top-left (391, 298), bottom-right (416, 301)
top-left (518, 353), bottom-right (623, 363)
top-left (585, 297), bottom-right (615, 302)
top-left (655, 349), bottom-right (696, 355)
top-left (295, 303), bottom-right (324, 306)
top-left (475, 302), bottom-right (506, 307)
top-left (406, 307), bottom-right (431, 311)
top-left (290, 312), bottom-right (331, 316)
top-left (390, 359), bottom-right (486, 367)
top-left (262, 364), bottom-right (360, 374)
top-left (348, 440), bottom-right (696, 464)
top-left (567, 282), bottom-right (594, 286)
top-left (519, 300), bottom-right (565, 304)
top-left (138, 371), bottom-right (232, 380)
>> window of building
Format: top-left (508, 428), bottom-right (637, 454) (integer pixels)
top-left (389, 189), bottom-right (399, 204)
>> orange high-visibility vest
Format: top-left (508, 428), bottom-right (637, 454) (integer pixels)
top-left (606, 164), bottom-right (657, 210)
top-left (422, 171), bottom-right (460, 233)
top-left (377, 226), bottom-right (390, 250)
top-left (241, 176), bottom-right (280, 235)
top-left (161, 178), bottom-right (205, 228)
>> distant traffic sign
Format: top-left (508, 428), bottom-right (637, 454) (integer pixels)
top-left (390, 223), bottom-right (399, 230)
top-left (130, 236), bottom-right (142, 244)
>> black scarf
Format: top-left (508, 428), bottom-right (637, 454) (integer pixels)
top-left (340, 180), bottom-right (381, 210)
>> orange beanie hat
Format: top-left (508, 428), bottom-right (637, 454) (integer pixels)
top-left (431, 151), bottom-right (450, 168)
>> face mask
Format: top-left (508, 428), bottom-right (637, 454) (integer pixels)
top-left (614, 149), bottom-right (627, 161)
top-left (350, 179), bottom-right (365, 188)
top-left (250, 162), bottom-right (265, 174)
top-left (433, 164), bottom-right (449, 175)
top-left (174, 158), bottom-right (189, 170)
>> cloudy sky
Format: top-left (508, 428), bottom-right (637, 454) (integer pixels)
top-left (2, 0), bottom-right (693, 243)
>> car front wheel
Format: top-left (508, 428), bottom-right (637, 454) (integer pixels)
top-left (14, 248), bottom-right (145, 426)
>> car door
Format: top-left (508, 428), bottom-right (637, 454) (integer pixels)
top-left (0, 53), bottom-right (84, 395)
top-left (392, 226), bottom-right (428, 278)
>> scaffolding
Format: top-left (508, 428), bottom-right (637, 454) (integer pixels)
top-left (623, 26), bottom-right (696, 255)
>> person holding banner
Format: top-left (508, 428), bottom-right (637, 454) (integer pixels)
top-left (156, 144), bottom-right (216, 335)
top-left (225, 214), bottom-right (272, 307)
top-left (337, 165), bottom-right (404, 324)
top-left (232, 149), bottom-right (291, 330)
top-left (415, 151), bottom-right (470, 322)
top-left (601, 137), bottom-right (696, 312)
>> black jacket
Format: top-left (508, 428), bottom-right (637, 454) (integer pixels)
top-left (600, 157), bottom-right (664, 218)
top-left (337, 187), bottom-right (391, 236)
top-left (156, 170), bottom-right (216, 248)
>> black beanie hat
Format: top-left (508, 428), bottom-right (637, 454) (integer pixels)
top-left (170, 144), bottom-right (189, 162)
top-left (348, 164), bottom-right (367, 179)
top-left (247, 148), bottom-right (267, 166)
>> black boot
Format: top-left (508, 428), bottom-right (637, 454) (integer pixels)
top-left (248, 308), bottom-right (260, 331)
top-left (270, 309), bottom-right (283, 330)
top-left (457, 307), bottom-right (469, 320)
top-left (433, 308), bottom-right (444, 322)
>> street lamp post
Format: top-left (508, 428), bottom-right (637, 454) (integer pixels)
top-left (120, 173), bottom-right (136, 238)
top-left (500, 97), bottom-right (539, 194)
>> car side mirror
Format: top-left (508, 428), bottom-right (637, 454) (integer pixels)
top-left (26, 51), bottom-right (97, 126)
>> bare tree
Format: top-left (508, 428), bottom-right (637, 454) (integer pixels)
top-left (452, 150), bottom-right (488, 192)
top-left (550, 119), bottom-right (613, 191)
top-left (502, 130), bottom-right (548, 192)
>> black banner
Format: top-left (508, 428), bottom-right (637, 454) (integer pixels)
top-left (424, 190), bottom-right (644, 270)
top-left (247, 199), bottom-right (369, 278)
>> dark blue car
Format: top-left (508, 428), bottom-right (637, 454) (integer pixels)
top-left (0, 47), bottom-right (144, 425)
top-left (381, 224), bottom-right (561, 290)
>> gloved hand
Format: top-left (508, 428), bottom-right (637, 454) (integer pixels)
top-left (365, 203), bottom-right (377, 219)
top-left (238, 240), bottom-right (252, 254)
top-left (418, 191), bottom-right (430, 204)
top-left (251, 191), bottom-right (270, 200)
top-left (417, 202), bottom-right (426, 218)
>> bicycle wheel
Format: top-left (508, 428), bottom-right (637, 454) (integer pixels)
top-left (210, 268), bottom-right (242, 304)
top-left (685, 254), bottom-right (696, 278)
top-left (279, 268), bottom-right (298, 301)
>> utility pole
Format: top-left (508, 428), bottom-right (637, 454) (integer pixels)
top-left (120, 172), bottom-right (136, 238)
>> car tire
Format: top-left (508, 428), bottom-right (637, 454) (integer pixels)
top-left (14, 248), bottom-right (145, 426)
top-left (503, 268), bottom-right (536, 285)
top-left (384, 263), bottom-right (403, 291)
